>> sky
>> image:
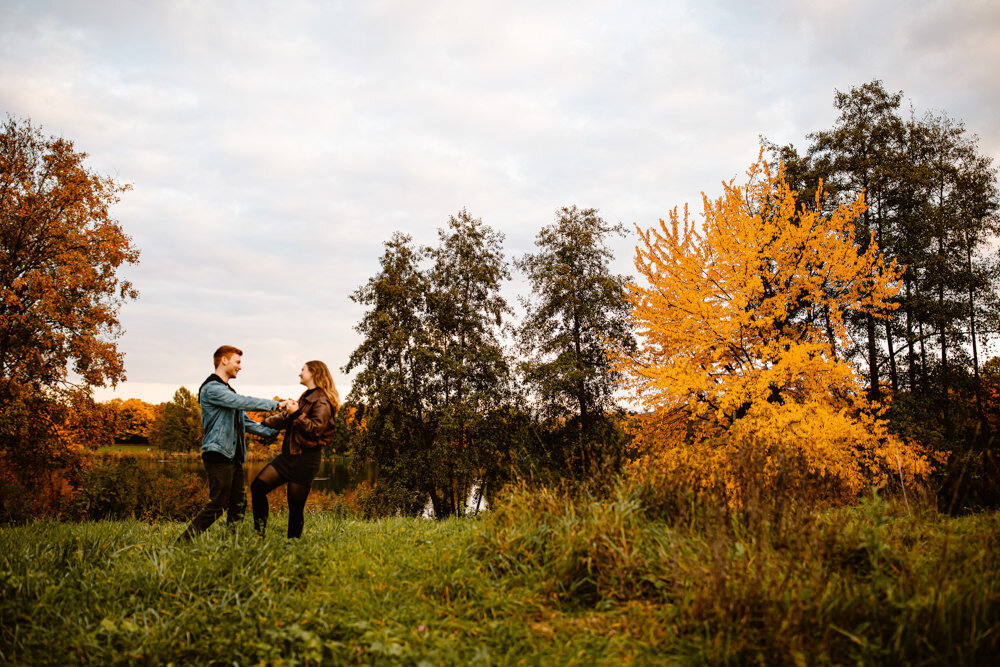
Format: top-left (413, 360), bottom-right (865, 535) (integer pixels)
top-left (2, 0), bottom-right (999, 404)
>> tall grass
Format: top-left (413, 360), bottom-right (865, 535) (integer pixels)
top-left (472, 485), bottom-right (1000, 664)
top-left (2, 491), bottom-right (998, 664)
top-left (3, 515), bottom-right (623, 664)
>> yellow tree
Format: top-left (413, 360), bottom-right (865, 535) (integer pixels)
top-left (618, 152), bottom-right (930, 499)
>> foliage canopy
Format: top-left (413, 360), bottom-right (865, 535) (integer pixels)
top-left (618, 152), bottom-right (931, 498)
top-left (0, 116), bottom-right (138, 401)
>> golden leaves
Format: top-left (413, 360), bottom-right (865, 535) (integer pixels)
top-left (616, 150), bottom-right (928, 498)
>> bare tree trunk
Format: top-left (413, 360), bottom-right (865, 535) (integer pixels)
top-left (919, 320), bottom-right (929, 393)
top-left (886, 318), bottom-right (899, 394)
top-left (968, 242), bottom-right (987, 430)
top-left (905, 278), bottom-right (917, 393)
top-left (876, 202), bottom-right (898, 394)
top-left (939, 260), bottom-right (951, 439)
top-left (867, 313), bottom-right (881, 403)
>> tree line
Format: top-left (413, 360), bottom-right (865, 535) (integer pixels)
top-left (2, 80), bottom-right (998, 518)
top-left (342, 80), bottom-right (999, 514)
top-left (768, 81), bottom-right (999, 448)
top-left (342, 207), bottom-right (634, 516)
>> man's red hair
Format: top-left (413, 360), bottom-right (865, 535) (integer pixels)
top-left (213, 345), bottom-right (243, 367)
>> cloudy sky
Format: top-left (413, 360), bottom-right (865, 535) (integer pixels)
top-left (2, 0), bottom-right (998, 403)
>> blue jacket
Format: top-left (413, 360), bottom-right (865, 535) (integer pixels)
top-left (198, 375), bottom-right (279, 459)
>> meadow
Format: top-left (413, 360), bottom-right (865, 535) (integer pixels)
top-left (2, 488), bottom-right (998, 665)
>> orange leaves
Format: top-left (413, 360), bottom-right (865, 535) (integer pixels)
top-left (617, 151), bottom-right (929, 498)
top-left (1, 116), bottom-right (138, 398)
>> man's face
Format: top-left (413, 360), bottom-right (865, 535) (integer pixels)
top-left (220, 354), bottom-right (242, 379)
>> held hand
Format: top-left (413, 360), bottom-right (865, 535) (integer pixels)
top-left (285, 400), bottom-right (299, 413)
top-left (278, 399), bottom-right (294, 412)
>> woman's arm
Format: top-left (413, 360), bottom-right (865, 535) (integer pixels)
top-left (262, 412), bottom-right (291, 429)
top-left (292, 398), bottom-right (332, 438)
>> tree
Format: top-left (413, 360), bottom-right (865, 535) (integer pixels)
top-left (906, 112), bottom-right (1000, 436)
top-left (345, 212), bottom-right (514, 518)
top-left (769, 83), bottom-right (1000, 452)
top-left (515, 206), bottom-right (635, 485)
top-left (150, 387), bottom-right (201, 452)
top-left (0, 116), bottom-right (139, 403)
top-left (807, 80), bottom-right (907, 402)
top-left (617, 152), bottom-right (930, 500)
top-left (104, 398), bottom-right (160, 443)
top-left (423, 209), bottom-right (512, 517)
top-left (344, 232), bottom-right (438, 515)
top-left (0, 116), bottom-right (138, 473)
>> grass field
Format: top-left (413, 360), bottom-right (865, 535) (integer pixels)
top-left (2, 493), bottom-right (998, 665)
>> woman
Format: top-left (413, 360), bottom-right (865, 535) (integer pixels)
top-left (250, 360), bottom-right (340, 538)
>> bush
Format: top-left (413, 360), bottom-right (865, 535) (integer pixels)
top-left (936, 446), bottom-right (1000, 514)
top-left (471, 485), bottom-right (661, 605)
top-left (473, 483), bottom-right (1000, 663)
top-left (0, 462), bottom-right (79, 524)
top-left (68, 457), bottom-right (207, 521)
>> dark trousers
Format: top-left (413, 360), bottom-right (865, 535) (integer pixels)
top-left (177, 458), bottom-right (245, 541)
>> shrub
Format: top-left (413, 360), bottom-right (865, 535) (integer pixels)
top-left (473, 483), bottom-right (1000, 663)
top-left (0, 461), bottom-right (79, 524)
top-left (68, 457), bottom-right (207, 521)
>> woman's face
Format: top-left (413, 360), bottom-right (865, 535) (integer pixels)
top-left (299, 364), bottom-right (313, 387)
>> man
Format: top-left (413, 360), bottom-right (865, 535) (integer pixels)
top-left (177, 345), bottom-right (288, 542)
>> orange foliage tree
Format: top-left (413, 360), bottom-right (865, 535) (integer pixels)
top-left (104, 398), bottom-right (161, 443)
top-left (616, 152), bottom-right (930, 500)
top-left (0, 116), bottom-right (138, 469)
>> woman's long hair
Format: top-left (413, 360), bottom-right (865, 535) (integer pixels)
top-left (305, 360), bottom-right (341, 414)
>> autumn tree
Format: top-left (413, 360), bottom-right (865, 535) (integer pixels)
top-left (0, 116), bottom-right (138, 469)
top-left (0, 116), bottom-right (138, 401)
top-left (516, 206), bottom-right (635, 485)
top-left (618, 152), bottom-right (930, 501)
top-left (104, 398), bottom-right (160, 443)
top-left (150, 387), bottom-right (201, 452)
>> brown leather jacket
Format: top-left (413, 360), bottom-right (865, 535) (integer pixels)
top-left (263, 387), bottom-right (336, 455)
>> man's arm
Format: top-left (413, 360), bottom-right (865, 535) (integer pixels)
top-left (245, 413), bottom-right (279, 439)
top-left (201, 382), bottom-right (279, 412)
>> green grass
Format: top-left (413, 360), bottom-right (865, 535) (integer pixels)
top-left (2, 497), bottom-right (999, 665)
top-left (1, 516), bottom-right (597, 665)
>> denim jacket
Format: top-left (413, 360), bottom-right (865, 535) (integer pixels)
top-left (198, 375), bottom-right (279, 459)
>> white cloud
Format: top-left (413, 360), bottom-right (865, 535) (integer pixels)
top-left (2, 0), bottom-right (998, 399)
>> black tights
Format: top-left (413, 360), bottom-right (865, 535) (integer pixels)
top-left (250, 465), bottom-right (312, 539)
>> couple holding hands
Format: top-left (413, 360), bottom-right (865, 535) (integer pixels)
top-left (177, 345), bottom-right (340, 542)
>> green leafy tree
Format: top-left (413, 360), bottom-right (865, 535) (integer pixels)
top-left (906, 112), bottom-right (999, 435)
top-left (515, 206), bottom-right (635, 485)
top-left (806, 80), bottom-right (907, 402)
top-left (344, 233), bottom-right (435, 515)
top-left (151, 387), bottom-right (201, 452)
top-left (345, 212), bottom-right (513, 518)
top-left (424, 209), bottom-right (512, 517)
top-left (769, 83), bottom-right (999, 441)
